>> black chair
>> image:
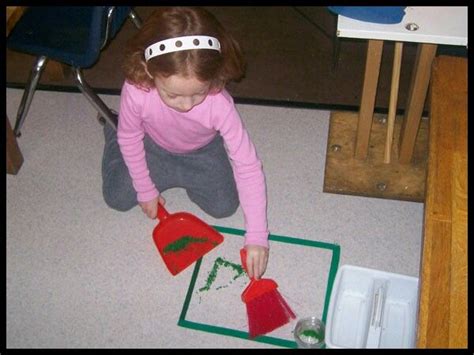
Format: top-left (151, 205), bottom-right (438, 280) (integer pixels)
top-left (7, 6), bottom-right (142, 136)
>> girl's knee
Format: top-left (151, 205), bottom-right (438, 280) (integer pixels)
top-left (189, 190), bottom-right (239, 218)
top-left (102, 171), bottom-right (137, 212)
top-left (102, 189), bottom-right (136, 212)
top-left (209, 199), bottom-right (239, 218)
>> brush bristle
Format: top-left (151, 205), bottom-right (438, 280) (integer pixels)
top-left (245, 288), bottom-right (296, 338)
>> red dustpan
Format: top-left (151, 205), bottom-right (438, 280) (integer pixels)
top-left (152, 202), bottom-right (224, 276)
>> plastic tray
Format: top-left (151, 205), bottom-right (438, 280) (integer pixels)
top-left (325, 264), bottom-right (419, 348)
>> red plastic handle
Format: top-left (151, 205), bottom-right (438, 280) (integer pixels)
top-left (240, 248), bottom-right (249, 275)
top-left (157, 201), bottom-right (169, 221)
top-left (240, 248), bottom-right (277, 303)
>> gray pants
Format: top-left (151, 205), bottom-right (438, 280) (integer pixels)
top-left (101, 124), bottom-right (239, 218)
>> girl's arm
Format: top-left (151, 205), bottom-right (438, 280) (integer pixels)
top-left (117, 83), bottom-right (160, 204)
top-left (216, 94), bottom-right (269, 249)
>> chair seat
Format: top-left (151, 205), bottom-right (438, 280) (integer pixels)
top-left (7, 6), bottom-right (128, 68)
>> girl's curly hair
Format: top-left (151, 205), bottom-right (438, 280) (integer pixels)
top-left (122, 7), bottom-right (246, 92)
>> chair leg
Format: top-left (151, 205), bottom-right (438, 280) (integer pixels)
top-left (72, 67), bottom-right (118, 129)
top-left (128, 9), bottom-right (143, 29)
top-left (14, 55), bottom-right (48, 137)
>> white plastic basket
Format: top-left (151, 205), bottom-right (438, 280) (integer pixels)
top-left (325, 264), bottom-right (419, 348)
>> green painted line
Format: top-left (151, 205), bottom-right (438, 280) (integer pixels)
top-left (178, 255), bottom-right (202, 323)
top-left (213, 225), bottom-right (339, 251)
top-left (213, 225), bottom-right (245, 236)
top-left (322, 243), bottom-right (340, 324)
top-left (177, 319), bottom-right (297, 348)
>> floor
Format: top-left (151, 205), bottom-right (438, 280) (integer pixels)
top-left (6, 88), bottom-right (424, 348)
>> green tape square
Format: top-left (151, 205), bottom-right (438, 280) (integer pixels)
top-left (177, 226), bottom-right (340, 348)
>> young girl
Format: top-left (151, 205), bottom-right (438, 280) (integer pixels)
top-left (101, 7), bottom-right (269, 279)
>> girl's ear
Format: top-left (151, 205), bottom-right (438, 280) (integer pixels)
top-left (141, 61), bottom-right (154, 79)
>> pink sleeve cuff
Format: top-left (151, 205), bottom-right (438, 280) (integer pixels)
top-left (244, 231), bottom-right (269, 249)
top-left (137, 189), bottom-right (160, 204)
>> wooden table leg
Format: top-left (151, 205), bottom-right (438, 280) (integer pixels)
top-left (398, 43), bottom-right (437, 164)
top-left (6, 115), bottom-right (24, 175)
top-left (384, 42), bottom-right (404, 164)
top-left (355, 39), bottom-right (384, 160)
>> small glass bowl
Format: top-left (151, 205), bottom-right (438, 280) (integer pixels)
top-left (294, 316), bottom-right (325, 349)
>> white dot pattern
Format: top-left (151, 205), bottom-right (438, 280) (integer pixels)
top-left (145, 35), bottom-right (221, 61)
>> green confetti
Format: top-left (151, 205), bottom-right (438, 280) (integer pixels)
top-left (302, 329), bottom-right (319, 338)
top-left (199, 257), bottom-right (245, 292)
top-left (162, 235), bottom-right (210, 254)
top-left (299, 329), bottom-right (323, 344)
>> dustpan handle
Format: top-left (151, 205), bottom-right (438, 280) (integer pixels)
top-left (157, 201), bottom-right (170, 221)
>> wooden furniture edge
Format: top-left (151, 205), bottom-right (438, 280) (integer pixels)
top-left (416, 55), bottom-right (467, 348)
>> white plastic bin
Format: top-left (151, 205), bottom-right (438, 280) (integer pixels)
top-left (325, 264), bottom-right (419, 348)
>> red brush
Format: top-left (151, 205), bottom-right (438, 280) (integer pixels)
top-left (240, 248), bottom-right (296, 338)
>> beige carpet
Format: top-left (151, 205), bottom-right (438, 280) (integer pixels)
top-left (6, 88), bottom-right (423, 348)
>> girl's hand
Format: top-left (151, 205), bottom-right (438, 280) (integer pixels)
top-left (245, 245), bottom-right (269, 280)
top-left (139, 195), bottom-right (166, 219)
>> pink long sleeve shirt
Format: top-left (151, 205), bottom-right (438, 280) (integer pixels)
top-left (117, 81), bottom-right (269, 248)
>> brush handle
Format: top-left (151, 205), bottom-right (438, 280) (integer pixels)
top-left (240, 248), bottom-right (278, 303)
top-left (240, 248), bottom-right (251, 278)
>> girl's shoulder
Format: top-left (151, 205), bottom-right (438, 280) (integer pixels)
top-left (208, 88), bottom-right (235, 108)
top-left (123, 80), bottom-right (153, 96)
top-left (121, 80), bottom-right (156, 105)
top-left (120, 80), bottom-right (156, 115)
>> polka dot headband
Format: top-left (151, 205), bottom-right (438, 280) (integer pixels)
top-left (144, 35), bottom-right (221, 61)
